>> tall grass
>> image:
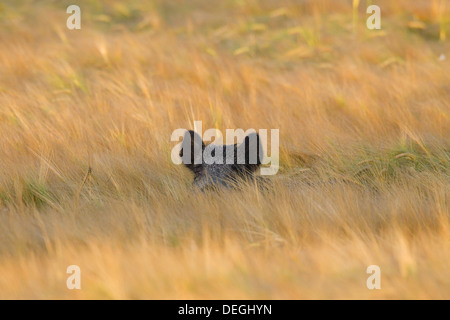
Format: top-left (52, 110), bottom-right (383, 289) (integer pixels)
top-left (0, 0), bottom-right (448, 299)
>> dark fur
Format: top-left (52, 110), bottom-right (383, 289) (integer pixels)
top-left (180, 130), bottom-right (263, 190)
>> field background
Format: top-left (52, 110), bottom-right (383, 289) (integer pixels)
top-left (0, 0), bottom-right (448, 299)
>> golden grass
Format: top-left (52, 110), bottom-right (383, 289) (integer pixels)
top-left (0, 0), bottom-right (448, 299)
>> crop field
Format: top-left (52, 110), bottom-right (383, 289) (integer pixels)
top-left (0, 0), bottom-right (448, 299)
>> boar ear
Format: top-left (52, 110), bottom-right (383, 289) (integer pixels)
top-left (180, 130), bottom-right (205, 172)
top-left (236, 132), bottom-right (263, 172)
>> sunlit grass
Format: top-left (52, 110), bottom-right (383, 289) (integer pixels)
top-left (0, 0), bottom-right (448, 299)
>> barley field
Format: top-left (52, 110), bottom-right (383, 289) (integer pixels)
top-left (0, 0), bottom-right (448, 299)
